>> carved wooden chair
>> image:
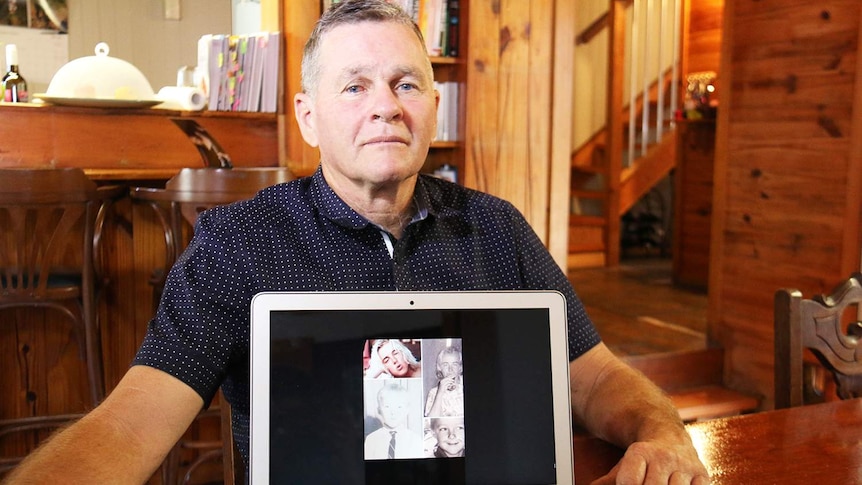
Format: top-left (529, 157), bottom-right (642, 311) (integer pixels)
top-left (0, 168), bottom-right (122, 474)
top-left (132, 167), bottom-right (292, 484)
top-left (774, 273), bottom-right (862, 409)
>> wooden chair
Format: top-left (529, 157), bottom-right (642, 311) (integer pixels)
top-left (774, 273), bottom-right (862, 409)
top-left (132, 167), bottom-right (292, 484)
top-left (220, 396), bottom-right (243, 485)
top-left (0, 168), bottom-right (122, 473)
top-left (132, 167), bottom-right (295, 305)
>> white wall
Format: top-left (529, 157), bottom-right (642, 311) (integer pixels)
top-left (67, 0), bottom-right (232, 92)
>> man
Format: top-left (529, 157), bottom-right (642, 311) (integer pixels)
top-left (364, 382), bottom-right (424, 459)
top-left (424, 345), bottom-right (464, 417)
top-left (366, 339), bottom-right (423, 378)
top-left (7, 1), bottom-right (709, 484)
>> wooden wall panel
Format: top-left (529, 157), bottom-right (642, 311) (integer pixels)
top-left (672, 120), bottom-right (715, 289)
top-left (710, 0), bottom-right (862, 409)
top-left (465, 0), bottom-right (556, 245)
top-left (686, 0), bottom-right (724, 77)
top-left (282, 0), bottom-right (322, 177)
top-left (549, 0), bottom-right (577, 267)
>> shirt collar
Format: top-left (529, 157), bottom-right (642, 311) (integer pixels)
top-left (309, 166), bottom-right (433, 230)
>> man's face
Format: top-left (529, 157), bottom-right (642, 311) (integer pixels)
top-left (379, 341), bottom-right (410, 377)
top-left (434, 418), bottom-right (465, 456)
top-left (294, 21), bottom-right (439, 194)
top-left (438, 352), bottom-right (462, 379)
top-left (379, 390), bottom-right (409, 428)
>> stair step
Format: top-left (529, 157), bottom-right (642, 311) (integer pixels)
top-left (624, 349), bottom-right (761, 421)
top-left (669, 385), bottom-right (760, 422)
top-left (570, 190), bottom-right (605, 199)
top-left (571, 162), bottom-right (607, 175)
top-left (570, 215), bottom-right (606, 226)
top-left (624, 348), bottom-right (723, 391)
top-left (569, 221), bottom-right (605, 254)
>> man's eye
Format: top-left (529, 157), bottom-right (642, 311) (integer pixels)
top-left (345, 85), bottom-right (363, 94)
top-left (397, 83), bottom-right (417, 92)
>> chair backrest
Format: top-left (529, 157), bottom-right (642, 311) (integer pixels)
top-left (220, 394), bottom-right (242, 485)
top-left (774, 273), bottom-right (862, 408)
top-left (138, 167), bottom-right (294, 289)
top-left (0, 168), bottom-right (100, 299)
top-left (165, 167), bottom-right (295, 226)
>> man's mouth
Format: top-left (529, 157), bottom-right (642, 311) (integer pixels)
top-left (365, 135), bottom-right (407, 145)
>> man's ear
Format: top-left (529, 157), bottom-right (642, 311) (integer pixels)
top-left (294, 92), bottom-right (319, 147)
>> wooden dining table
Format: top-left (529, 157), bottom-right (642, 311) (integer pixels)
top-left (574, 398), bottom-right (862, 484)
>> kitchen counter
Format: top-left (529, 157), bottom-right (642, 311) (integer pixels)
top-left (0, 102), bottom-right (281, 173)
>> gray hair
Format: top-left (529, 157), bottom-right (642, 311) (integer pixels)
top-left (435, 346), bottom-right (462, 380)
top-left (301, 0), bottom-right (429, 96)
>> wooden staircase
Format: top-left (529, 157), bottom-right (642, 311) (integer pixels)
top-left (569, 99), bottom-right (677, 268)
top-left (625, 348), bottom-right (760, 421)
top-left (568, 0), bottom-right (684, 269)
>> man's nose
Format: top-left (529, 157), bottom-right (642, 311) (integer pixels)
top-left (371, 87), bottom-right (403, 122)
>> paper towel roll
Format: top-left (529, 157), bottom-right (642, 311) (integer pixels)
top-left (156, 86), bottom-right (207, 111)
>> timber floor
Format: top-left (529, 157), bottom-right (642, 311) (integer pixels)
top-left (567, 257), bottom-right (708, 357)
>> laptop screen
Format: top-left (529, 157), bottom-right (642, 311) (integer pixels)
top-left (250, 291), bottom-right (574, 484)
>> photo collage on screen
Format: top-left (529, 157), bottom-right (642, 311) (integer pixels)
top-left (362, 338), bottom-right (465, 461)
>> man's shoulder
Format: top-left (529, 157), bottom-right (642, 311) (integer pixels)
top-left (418, 175), bottom-right (520, 216)
top-left (197, 176), bottom-right (313, 229)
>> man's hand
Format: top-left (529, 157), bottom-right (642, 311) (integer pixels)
top-left (437, 375), bottom-right (461, 396)
top-left (591, 437), bottom-right (710, 484)
top-left (569, 344), bottom-right (711, 485)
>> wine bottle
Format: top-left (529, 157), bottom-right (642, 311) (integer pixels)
top-left (3, 44), bottom-right (28, 103)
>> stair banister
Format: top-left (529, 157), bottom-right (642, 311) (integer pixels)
top-left (628, 0), bottom-right (640, 168)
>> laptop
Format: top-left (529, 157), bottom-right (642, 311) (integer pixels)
top-left (249, 291), bottom-right (575, 484)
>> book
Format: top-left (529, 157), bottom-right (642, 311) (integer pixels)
top-left (446, 0), bottom-right (460, 57)
top-left (197, 32), bottom-right (280, 113)
top-left (260, 32), bottom-right (281, 113)
top-left (246, 34), bottom-right (265, 112)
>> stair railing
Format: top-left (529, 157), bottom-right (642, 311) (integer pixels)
top-left (571, 0), bottom-right (685, 267)
top-left (626, 0), bottom-right (682, 167)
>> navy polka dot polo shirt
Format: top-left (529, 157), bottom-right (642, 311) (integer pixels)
top-left (133, 166), bottom-right (601, 468)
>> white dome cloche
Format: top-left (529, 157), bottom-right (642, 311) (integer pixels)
top-left (46, 42), bottom-right (156, 100)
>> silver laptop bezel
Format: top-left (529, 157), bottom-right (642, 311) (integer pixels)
top-left (249, 290), bottom-right (574, 485)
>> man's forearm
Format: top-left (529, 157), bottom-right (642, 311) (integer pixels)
top-left (6, 366), bottom-right (205, 484)
top-left (5, 409), bottom-right (166, 484)
top-left (569, 344), bottom-right (690, 448)
top-left (581, 362), bottom-right (689, 448)
top-left (571, 347), bottom-right (710, 483)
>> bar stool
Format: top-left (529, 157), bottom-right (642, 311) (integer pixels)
top-left (131, 166), bottom-right (293, 484)
top-left (0, 167), bottom-right (123, 474)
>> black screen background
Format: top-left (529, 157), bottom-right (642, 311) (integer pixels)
top-left (266, 308), bottom-right (558, 484)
